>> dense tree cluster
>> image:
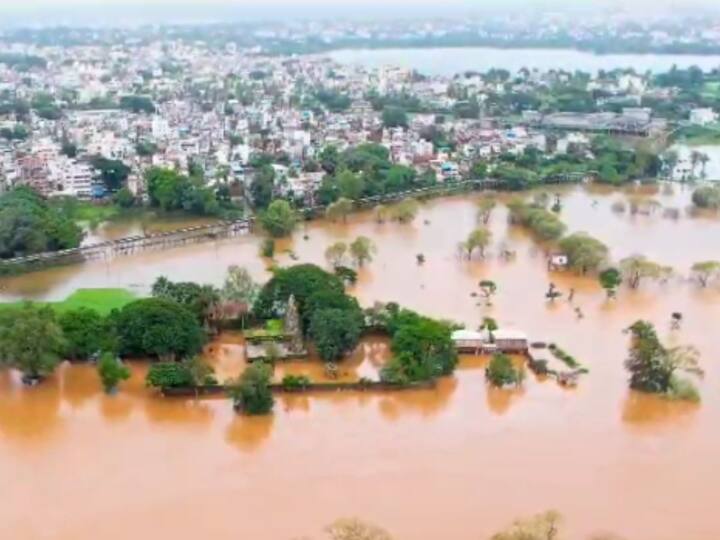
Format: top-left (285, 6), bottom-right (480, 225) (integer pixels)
top-left (119, 94), bottom-right (156, 113)
top-left (624, 320), bottom-right (703, 401)
top-left (112, 298), bottom-right (205, 360)
top-left (254, 264), bottom-right (364, 362)
top-left (145, 167), bottom-right (231, 216)
top-left (368, 303), bottom-right (458, 384)
top-left (0, 187), bottom-right (84, 259)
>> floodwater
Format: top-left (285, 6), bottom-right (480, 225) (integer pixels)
top-left (328, 47), bottom-right (720, 77)
top-left (2, 185), bottom-right (720, 540)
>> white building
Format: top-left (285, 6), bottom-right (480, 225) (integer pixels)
top-left (689, 108), bottom-right (718, 126)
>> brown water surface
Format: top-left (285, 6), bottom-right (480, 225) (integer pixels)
top-left (2, 185), bottom-right (720, 540)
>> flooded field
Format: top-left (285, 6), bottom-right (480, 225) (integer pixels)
top-left (2, 185), bottom-right (720, 540)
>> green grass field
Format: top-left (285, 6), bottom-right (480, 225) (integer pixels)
top-left (0, 288), bottom-right (137, 315)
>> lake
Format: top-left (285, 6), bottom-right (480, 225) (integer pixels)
top-left (327, 47), bottom-right (720, 77)
top-left (2, 185), bottom-right (720, 540)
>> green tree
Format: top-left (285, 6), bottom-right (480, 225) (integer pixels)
top-left (477, 197), bottom-right (496, 224)
top-left (260, 199), bottom-right (298, 238)
top-left (479, 281), bottom-right (497, 306)
top-left (558, 233), bottom-right (608, 274)
top-left (151, 277), bottom-right (220, 327)
top-left (59, 308), bottom-right (116, 360)
top-left (349, 236), bottom-right (376, 267)
top-left (222, 265), bottom-right (258, 308)
top-left (113, 298), bottom-right (205, 360)
top-left (309, 307), bottom-right (364, 362)
top-left (90, 156), bottom-right (131, 192)
top-left (146, 362), bottom-right (194, 389)
top-left (325, 241), bottom-right (348, 269)
top-left (228, 361), bottom-right (274, 415)
top-left (462, 227), bottom-right (492, 258)
top-left (112, 187), bottom-right (136, 208)
top-left (337, 170), bottom-right (365, 200)
top-left (624, 320), bottom-right (703, 398)
top-left (97, 352), bottom-right (130, 393)
top-left (599, 267), bottom-right (622, 298)
top-left (382, 106), bottom-right (408, 128)
top-left (326, 197), bottom-right (354, 223)
top-left (381, 308), bottom-right (458, 383)
top-left (0, 186), bottom-right (83, 259)
top-left (620, 255), bottom-right (672, 289)
top-left (391, 198), bottom-right (419, 223)
top-left (0, 303), bottom-right (65, 382)
top-left (250, 165), bottom-right (275, 209)
top-left (486, 353), bottom-right (522, 387)
top-left (691, 260), bottom-right (720, 287)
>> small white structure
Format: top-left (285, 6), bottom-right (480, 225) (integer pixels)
top-left (689, 108), bottom-right (718, 126)
top-left (451, 329), bottom-right (529, 354)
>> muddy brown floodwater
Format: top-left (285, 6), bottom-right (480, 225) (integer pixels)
top-left (2, 184), bottom-right (720, 540)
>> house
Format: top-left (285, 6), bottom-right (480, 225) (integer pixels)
top-left (451, 328), bottom-right (529, 354)
top-left (689, 108), bottom-right (718, 126)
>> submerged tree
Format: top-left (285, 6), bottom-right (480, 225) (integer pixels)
top-left (260, 199), bottom-right (298, 238)
top-left (373, 204), bottom-right (389, 224)
top-left (325, 518), bottom-right (393, 540)
top-left (326, 197), bottom-right (354, 223)
top-left (491, 510), bottom-right (562, 540)
top-left (620, 255), bottom-right (672, 289)
top-left (462, 227), bottom-right (492, 259)
top-left (0, 303), bottom-right (65, 383)
top-left (391, 198), bottom-right (419, 223)
top-left (349, 236), bottom-right (376, 267)
top-left (96, 352), bottom-right (131, 394)
top-left (477, 197), bottom-right (497, 225)
top-left (481, 316), bottom-right (498, 342)
top-left (486, 353), bottom-right (523, 388)
top-left (691, 260), bottom-right (720, 287)
top-left (325, 241), bottom-right (348, 269)
top-left (598, 267), bottom-right (622, 299)
top-left (624, 320), bottom-right (703, 400)
top-left (228, 361), bottom-right (274, 415)
top-left (479, 280), bottom-right (498, 306)
top-left (558, 233), bottom-right (608, 274)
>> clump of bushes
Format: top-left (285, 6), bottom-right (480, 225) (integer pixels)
top-left (377, 303), bottom-right (458, 384)
top-left (281, 374), bottom-right (311, 390)
top-left (228, 361), bottom-right (274, 415)
top-left (145, 356), bottom-right (217, 389)
top-left (97, 352), bottom-right (130, 393)
top-left (548, 343), bottom-right (580, 369)
top-left (486, 353), bottom-right (523, 387)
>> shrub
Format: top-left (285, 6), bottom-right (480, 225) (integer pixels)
top-left (667, 376), bottom-right (701, 403)
top-left (97, 352), bottom-right (130, 393)
top-left (486, 353), bottom-right (521, 387)
top-left (260, 238), bottom-right (275, 258)
top-left (146, 362), bottom-right (194, 389)
top-left (281, 374), bottom-right (311, 390)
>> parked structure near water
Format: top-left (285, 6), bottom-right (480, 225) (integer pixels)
top-left (452, 329), bottom-right (529, 354)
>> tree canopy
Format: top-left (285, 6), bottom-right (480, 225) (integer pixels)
top-left (0, 303), bottom-right (65, 381)
top-left (0, 187), bottom-right (83, 259)
top-left (112, 298), bottom-right (205, 360)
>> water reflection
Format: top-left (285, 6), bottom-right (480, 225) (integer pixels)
top-left (621, 391), bottom-right (698, 432)
top-left (225, 414), bottom-right (274, 452)
top-left (0, 370), bottom-right (63, 441)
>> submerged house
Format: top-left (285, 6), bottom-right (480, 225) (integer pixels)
top-left (452, 329), bottom-right (529, 354)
